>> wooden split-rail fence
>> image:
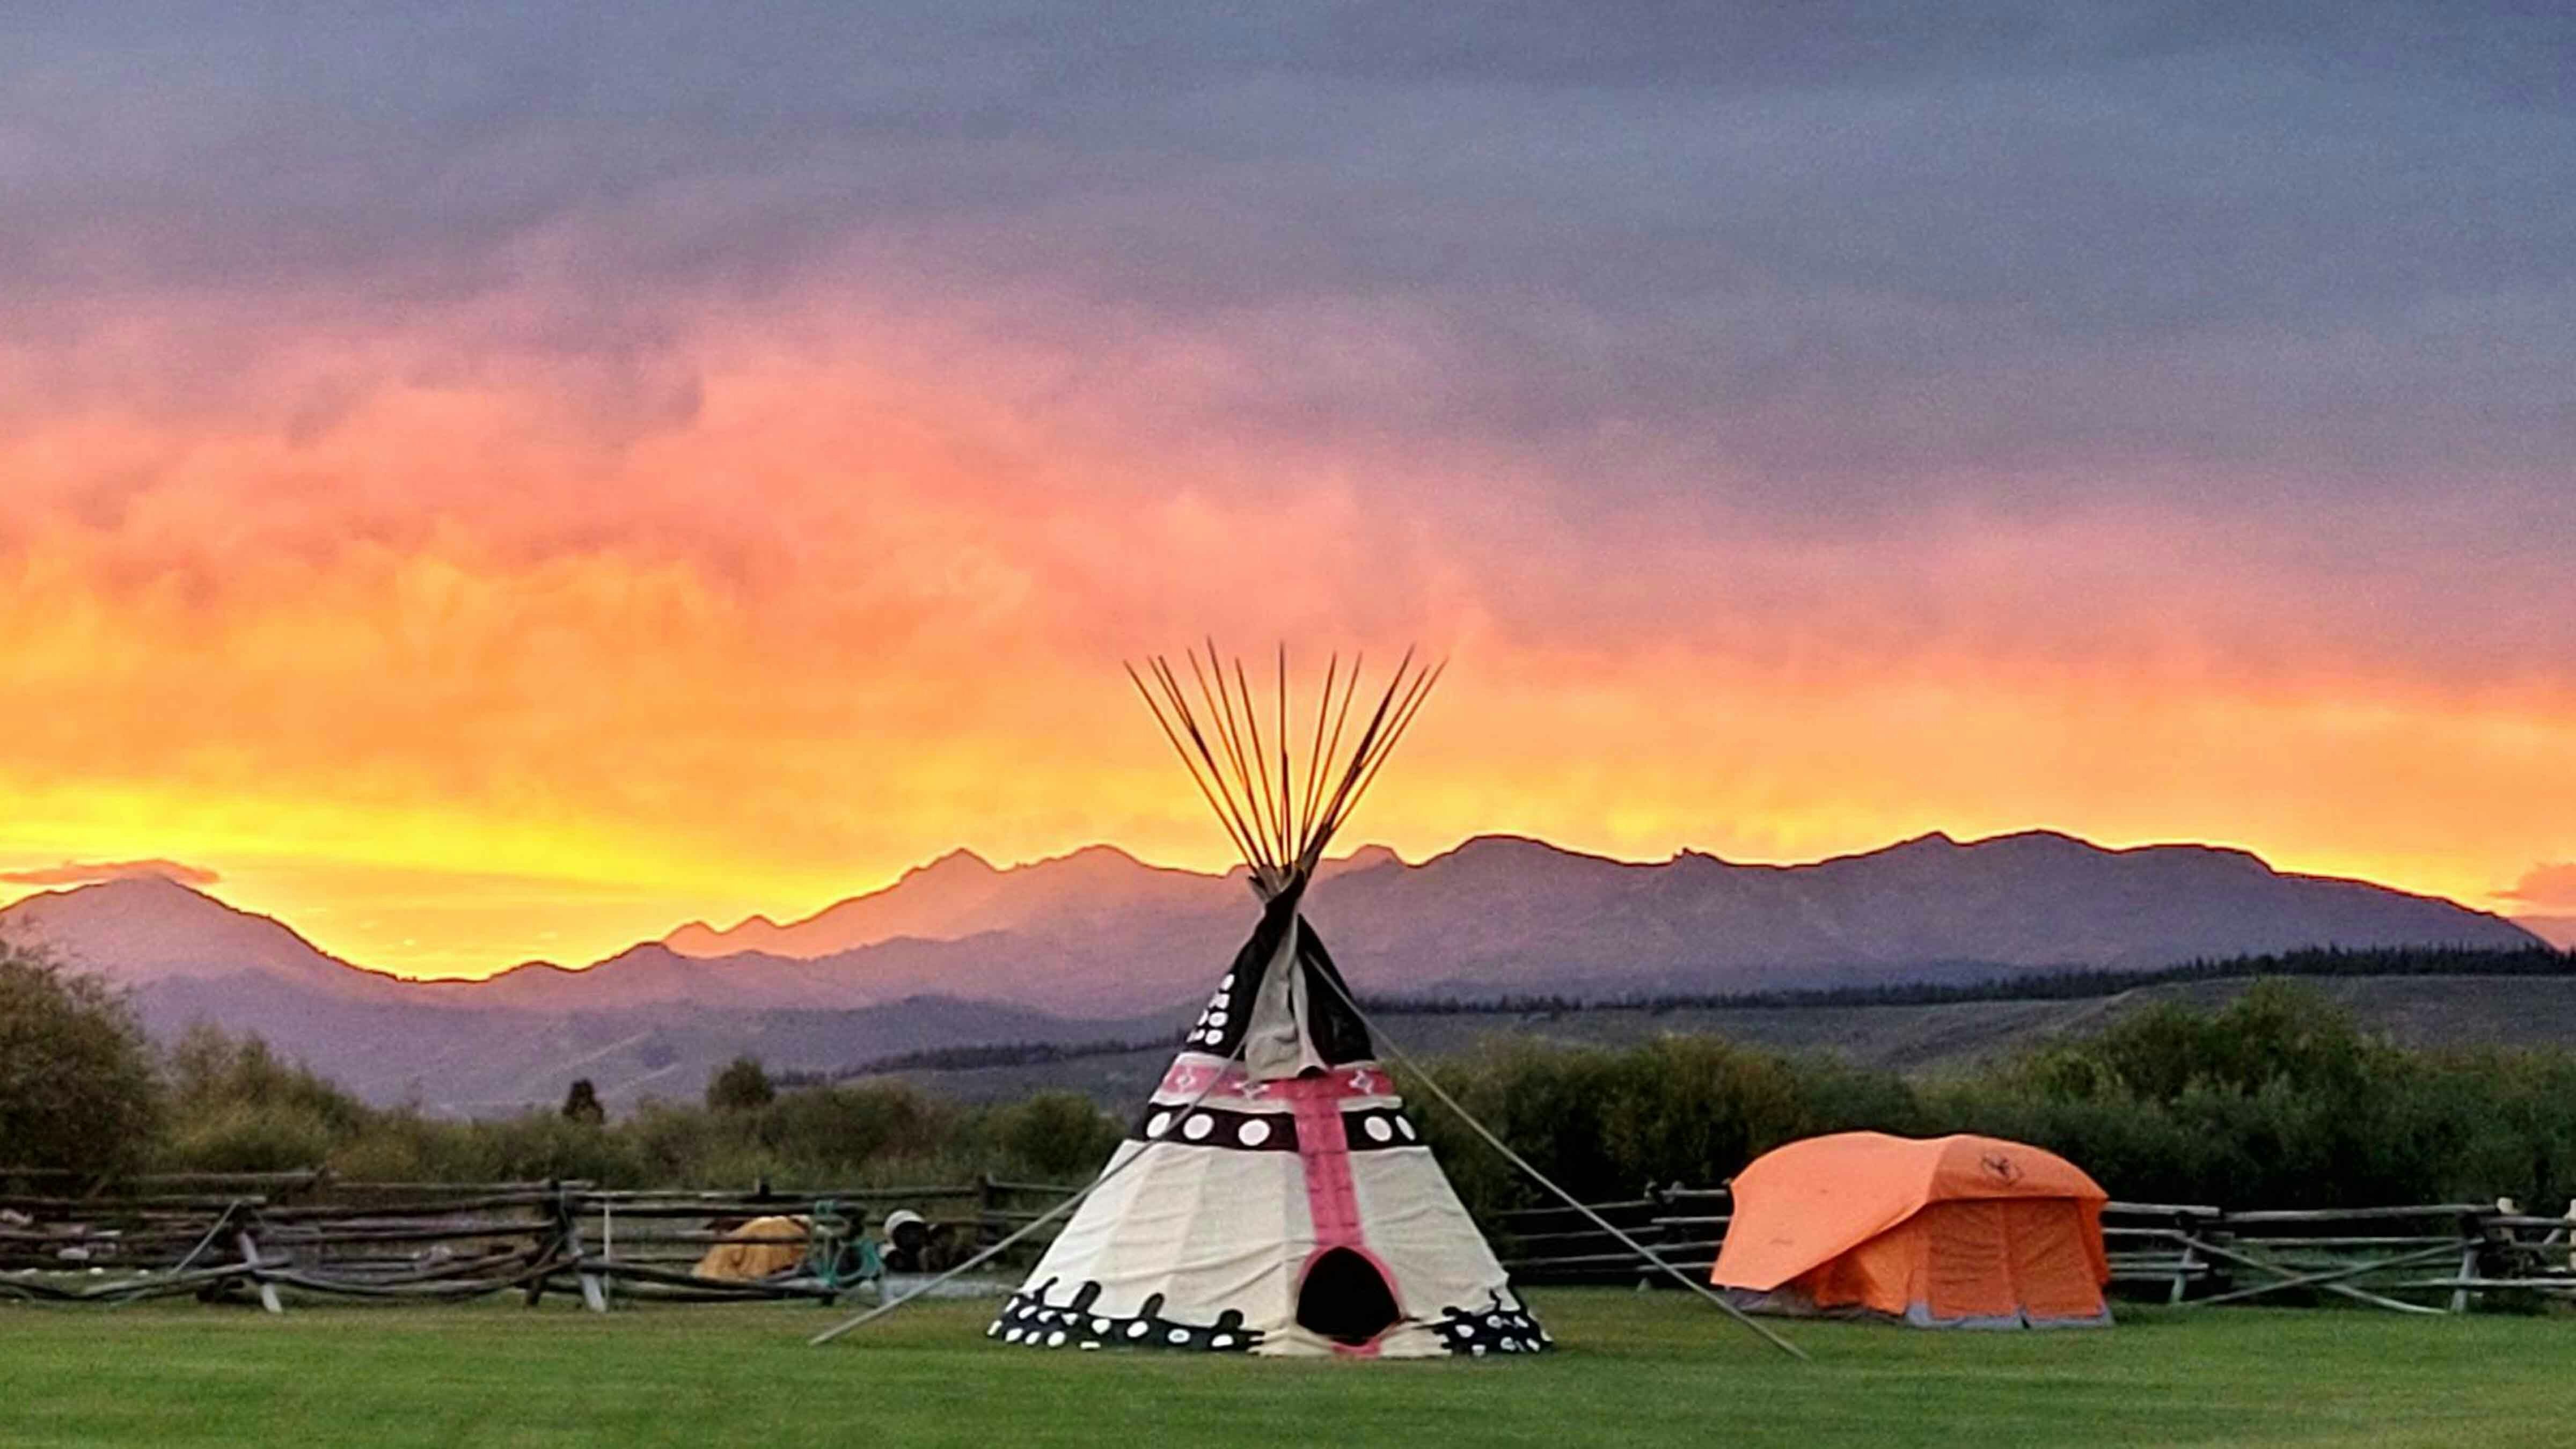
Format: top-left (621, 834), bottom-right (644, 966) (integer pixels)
top-left (0, 1170), bottom-right (1071, 1312)
top-left (8, 1169), bottom-right (2571, 1316)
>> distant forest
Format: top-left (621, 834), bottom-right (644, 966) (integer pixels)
top-left (16, 941), bottom-right (2576, 1212)
top-left (775, 1036), bottom-right (1170, 1087)
top-left (823, 943), bottom-right (2575, 1080)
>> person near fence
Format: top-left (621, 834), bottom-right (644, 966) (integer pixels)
top-left (880, 1209), bottom-right (965, 1272)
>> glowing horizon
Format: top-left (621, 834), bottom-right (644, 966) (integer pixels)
top-left (0, 815), bottom-right (2559, 985)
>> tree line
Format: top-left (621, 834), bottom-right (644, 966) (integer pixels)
top-left (1410, 979), bottom-right (2576, 1220)
top-left (803, 942), bottom-right (2574, 1080)
top-left (1362, 941), bottom-right (2575, 1016)
top-left (0, 945), bottom-right (1124, 1191)
top-left (9, 941), bottom-right (2575, 1220)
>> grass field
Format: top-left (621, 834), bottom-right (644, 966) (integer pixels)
top-left (2, 1291), bottom-right (2565, 1447)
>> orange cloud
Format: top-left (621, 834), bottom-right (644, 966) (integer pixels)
top-left (2, 276), bottom-right (2570, 979)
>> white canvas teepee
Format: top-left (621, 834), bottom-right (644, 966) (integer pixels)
top-left (990, 649), bottom-right (1548, 1358)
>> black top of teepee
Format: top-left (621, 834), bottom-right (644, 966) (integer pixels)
top-left (1177, 877), bottom-right (1374, 1068)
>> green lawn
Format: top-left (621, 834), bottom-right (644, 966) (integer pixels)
top-left (1, 1291), bottom-right (2563, 1447)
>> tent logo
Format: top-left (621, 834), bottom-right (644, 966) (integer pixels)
top-left (1980, 1153), bottom-right (2022, 1185)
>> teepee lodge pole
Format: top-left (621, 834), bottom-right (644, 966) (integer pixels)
top-left (1296, 961), bottom-right (1810, 1362)
top-left (1128, 643), bottom-right (1437, 886)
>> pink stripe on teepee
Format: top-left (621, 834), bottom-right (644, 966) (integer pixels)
top-left (1280, 1075), bottom-right (1364, 1246)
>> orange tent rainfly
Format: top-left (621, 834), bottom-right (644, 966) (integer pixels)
top-left (1710, 1132), bottom-right (2112, 1329)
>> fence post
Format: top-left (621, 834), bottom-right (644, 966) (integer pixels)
top-left (1642, 1181), bottom-right (1674, 1290)
top-left (2450, 1210), bottom-right (2483, 1315)
top-left (524, 1186), bottom-right (555, 1307)
top-left (978, 1174), bottom-right (1001, 1250)
top-left (565, 1191), bottom-right (607, 1313)
top-left (235, 1221), bottom-right (283, 1316)
top-left (2169, 1210), bottom-right (2200, 1305)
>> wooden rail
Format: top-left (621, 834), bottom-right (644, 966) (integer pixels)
top-left (8, 1169), bottom-right (2570, 1317)
top-left (1481, 1182), bottom-right (2576, 1314)
top-left (0, 1172), bottom-right (1084, 1313)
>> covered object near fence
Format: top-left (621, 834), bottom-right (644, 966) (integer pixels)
top-left (1710, 1132), bottom-right (2112, 1328)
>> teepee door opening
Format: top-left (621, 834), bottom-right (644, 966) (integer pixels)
top-left (1296, 1247), bottom-right (1401, 1346)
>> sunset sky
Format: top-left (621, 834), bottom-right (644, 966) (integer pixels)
top-left (4, 4), bottom-right (2572, 978)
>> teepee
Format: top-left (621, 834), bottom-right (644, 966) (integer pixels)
top-left (989, 648), bottom-right (1549, 1358)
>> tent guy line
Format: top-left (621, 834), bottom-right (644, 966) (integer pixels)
top-left (1301, 952), bottom-right (1810, 1361)
top-left (807, 1023), bottom-right (1254, 1348)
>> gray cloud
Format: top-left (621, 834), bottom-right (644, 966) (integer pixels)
top-left (5, 3), bottom-right (2573, 529)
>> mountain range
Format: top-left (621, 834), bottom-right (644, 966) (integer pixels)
top-left (0, 830), bottom-right (2543, 1113)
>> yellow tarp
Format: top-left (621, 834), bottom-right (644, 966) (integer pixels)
top-left (692, 1215), bottom-right (810, 1282)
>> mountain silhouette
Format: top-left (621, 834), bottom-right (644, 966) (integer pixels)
top-left (1, 829), bottom-right (2538, 1110)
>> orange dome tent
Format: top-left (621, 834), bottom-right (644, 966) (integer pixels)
top-left (1709, 1132), bottom-right (2112, 1329)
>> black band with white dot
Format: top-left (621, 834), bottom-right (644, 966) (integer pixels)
top-left (1181, 971), bottom-right (1244, 1052)
top-left (1342, 1108), bottom-right (1423, 1150)
top-left (987, 1283), bottom-right (1261, 1353)
top-left (1433, 1296), bottom-right (1553, 1357)
top-left (1126, 1105), bottom-right (1426, 1152)
top-left (1129, 1104), bottom-right (1298, 1151)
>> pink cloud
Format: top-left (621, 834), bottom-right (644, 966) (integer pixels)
top-left (0, 859), bottom-right (221, 888)
top-left (2499, 863), bottom-right (2576, 910)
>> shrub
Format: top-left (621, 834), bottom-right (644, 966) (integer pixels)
top-left (0, 947), bottom-right (160, 1176)
top-left (1402, 1035), bottom-right (1923, 1217)
top-left (976, 1092), bottom-right (1124, 1180)
top-left (561, 1079), bottom-right (605, 1125)
top-left (706, 1056), bottom-right (776, 1113)
top-left (155, 1023), bottom-right (377, 1174)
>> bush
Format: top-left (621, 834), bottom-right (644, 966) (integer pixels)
top-left (976, 1092), bottom-right (1124, 1180)
top-left (1919, 983), bottom-right (2576, 1209)
top-left (0, 947), bottom-right (160, 1176)
top-left (163, 1101), bottom-right (343, 1174)
top-left (1395, 982), bottom-right (2576, 1218)
top-left (164, 1024), bottom-right (371, 1135)
top-left (757, 1081), bottom-right (956, 1173)
top-left (156, 1023), bottom-right (377, 1174)
top-left (706, 1056), bottom-right (775, 1113)
top-left (561, 1079), bottom-right (605, 1125)
top-left (1403, 1035), bottom-right (1923, 1216)
top-left (53, 964), bottom-right (2576, 1216)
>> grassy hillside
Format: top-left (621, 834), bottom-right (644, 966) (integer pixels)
top-left (872, 973), bottom-right (2576, 1103)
